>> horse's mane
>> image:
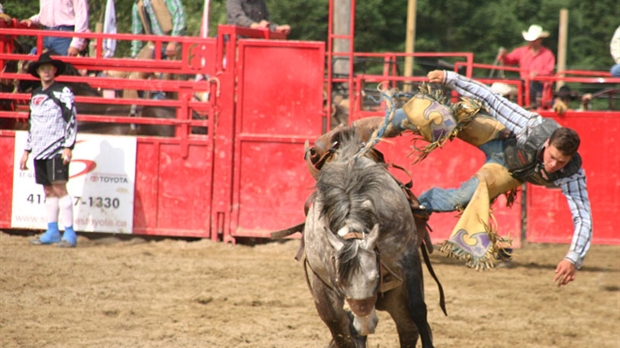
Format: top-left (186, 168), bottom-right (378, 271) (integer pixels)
top-left (315, 127), bottom-right (388, 284)
top-left (316, 127), bottom-right (387, 237)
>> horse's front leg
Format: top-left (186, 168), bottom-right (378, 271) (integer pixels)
top-left (376, 286), bottom-right (420, 348)
top-left (402, 250), bottom-right (434, 348)
top-left (310, 272), bottom-right (367, 348)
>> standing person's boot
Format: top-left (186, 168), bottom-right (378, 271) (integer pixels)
top-left (30, 222), bottom-right (61, 245)
top-left (58, 226), bottom-right (77, 248)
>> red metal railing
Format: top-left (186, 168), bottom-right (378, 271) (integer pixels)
top-left (0, 27), bottom-right (223, 157)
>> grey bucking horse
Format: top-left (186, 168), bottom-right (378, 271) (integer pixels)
top-left (303, 126), bottom-right (439, 348)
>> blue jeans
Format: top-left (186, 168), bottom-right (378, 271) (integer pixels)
top-left (529, 81), bottom-right (543, 105)
top-left (29, 25), bottom-right (75, 56)
top-left (611, 64), bottom-right (620, 77)
top-left (419, 139), bottom-right (508, 213)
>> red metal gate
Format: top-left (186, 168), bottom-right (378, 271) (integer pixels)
top-left (0, 25), bottom-right (220, 238)
top-left (226, 39), bottom-right (325, 242)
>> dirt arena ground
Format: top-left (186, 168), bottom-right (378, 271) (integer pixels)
top-left (1, 231), bottom-right (618, 348)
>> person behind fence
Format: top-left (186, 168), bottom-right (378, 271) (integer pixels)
top-left (131, 0), bottom-right (187, 59)
top-left (305, 70), bottom-right (592, 287)
top-left (226, 0), bottom-right (291, 35)
top-left (0, 3), bottom-right (9, 22)
top-left (20, 0), bottom-right (89, 57)
top-left (19, 52), bottom-right (78, 248)
top-left (130, 0), bottom-right (186, 100)
top-left (498, 24), bottom-right (556, 106)
top-left (610, 25), bottom-right (620, 77)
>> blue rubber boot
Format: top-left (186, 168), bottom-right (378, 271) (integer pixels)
top-left (30, 222), bottom-right (61, 245)
top-left (58, 226), bottom-right (77, 248)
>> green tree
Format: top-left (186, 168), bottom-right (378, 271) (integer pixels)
top-left (3, 0), bottom-right (617, 72)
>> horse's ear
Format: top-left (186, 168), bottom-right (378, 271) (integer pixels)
top-left (324, 226), bottom-right (344, 251)
top-left (363, 224), bottom-right (380, 251)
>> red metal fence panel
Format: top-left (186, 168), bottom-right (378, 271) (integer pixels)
top-left (0, 131), bottom-right (16, 227)
top-left (0, 27), bottom-right (218, 238)
top-left (132, 138), bottom-right (215, 237)
top-left (526, 111), bottom-right (620, 245)
top-left (227, 39), bottom-right (326, 242)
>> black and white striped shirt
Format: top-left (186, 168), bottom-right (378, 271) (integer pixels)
top-left (25, 82), bottom-right (78, 160)
top-left (443, 71), bottom-right (592, 268)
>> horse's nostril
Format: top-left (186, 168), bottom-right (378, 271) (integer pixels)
top-left (346, 294), bottom-right (378, 317)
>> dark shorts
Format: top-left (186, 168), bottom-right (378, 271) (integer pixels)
top-left (34, 154), bottom-right (70, 185)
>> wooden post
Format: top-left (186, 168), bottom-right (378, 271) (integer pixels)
top-left (403, 0), bottom-right (416, 92)
top-left (333, 0), bottom-right (351, 78)
top-left (556, 8), bottom-right (568, 91)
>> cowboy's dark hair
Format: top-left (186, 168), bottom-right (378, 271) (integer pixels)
top-left (549, 127), bottom-right (580, 156)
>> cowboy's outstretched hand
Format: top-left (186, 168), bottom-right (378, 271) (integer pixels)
top-left (552, 98), bottom-right (568, 115)
top-left (427, 70), bottom-right (445, 84)
top-left (553, 259), bottom-right (576, 287)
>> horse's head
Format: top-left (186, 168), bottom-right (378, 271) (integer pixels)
top-left (325, 223), bottom-right (382, 335)
top-left (315, 129), bottom-right (386, 335)
top-left (326, 223), bottom-right (381, 300)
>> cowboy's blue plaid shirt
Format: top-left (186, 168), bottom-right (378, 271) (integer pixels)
top-left (442, 70), bottom-right (592, 268)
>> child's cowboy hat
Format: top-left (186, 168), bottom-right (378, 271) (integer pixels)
top-left (27, 52), bottom-right (66, 78)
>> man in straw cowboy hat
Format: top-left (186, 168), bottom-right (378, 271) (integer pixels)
top-left (499, 24), bottom-right (556, 106)
top-left (20, 52), bottom-right (78, 248)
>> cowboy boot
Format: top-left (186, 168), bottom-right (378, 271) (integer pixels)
top-left (351, 116), bottom-right (404, 141)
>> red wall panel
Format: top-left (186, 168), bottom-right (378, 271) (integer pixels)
top-left (527, 111), bottom-right (619, 244)
top-left (0, 131), bottom-right (16, 228)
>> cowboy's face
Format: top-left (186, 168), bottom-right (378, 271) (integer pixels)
top-left (37, 64), bottom-right (56, 82)
top-left (528, 38), bottom-right (543, 48)
top-left (542, 140), bottom-right (571, 173)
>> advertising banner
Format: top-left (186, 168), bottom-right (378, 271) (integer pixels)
top-left (12, 132), bottom-right (136, 233)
